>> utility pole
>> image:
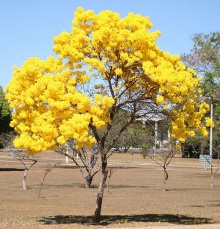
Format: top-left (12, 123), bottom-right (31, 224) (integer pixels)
top-left (210, 100), bottom-right (213, 157)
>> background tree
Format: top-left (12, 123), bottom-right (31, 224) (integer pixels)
top-left (6, 8), bottom-right (211, 224)
top-left (0, 86), bottom-right (12, 148)
top-left (121, 122), bottom-right (154, 151)
top-left (181, 32), bottom-right (220, 77)
top-left (105, 109), bottom-right (154, 152)
top-left (181, 32), bottom-right (220, 157)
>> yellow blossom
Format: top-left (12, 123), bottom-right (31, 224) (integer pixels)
top-left (5, 7), bottom-right (210, 154)
top-left (156, 95), bottom-right (164, 105)
top-left (205, 117), bottom-right (214, 128)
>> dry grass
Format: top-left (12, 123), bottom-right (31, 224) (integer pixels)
top-left (0, 150), bottom-right (220, 228)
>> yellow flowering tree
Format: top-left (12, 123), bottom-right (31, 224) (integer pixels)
top-left (6, 8), bottom-right (211, 223)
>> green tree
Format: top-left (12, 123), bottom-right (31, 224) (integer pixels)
top-left (181, 32), bottom-right (220, 77)
top-left (0, 86), bottom-right (12, 147)
top-left (122, 122), bottom-right (154, 150)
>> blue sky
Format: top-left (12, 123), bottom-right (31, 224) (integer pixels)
top-left (1, 0), bottom-right (219, 90)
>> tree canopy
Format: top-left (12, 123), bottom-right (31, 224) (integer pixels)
top-left (6, 8), bottom-right (211, 154)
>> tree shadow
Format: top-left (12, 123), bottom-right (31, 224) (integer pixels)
top-left (39, 213), bottom-right (213, 226)
top-left (108, 184), bottom-right (149, 189)
top-left (0, 168), bottom-right (24, 171)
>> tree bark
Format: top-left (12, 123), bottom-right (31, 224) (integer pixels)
top-left (93, 161), bottom-right (108, 224)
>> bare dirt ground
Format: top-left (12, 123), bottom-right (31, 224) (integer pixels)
top-left (0, 150), bottom-right (220, 229)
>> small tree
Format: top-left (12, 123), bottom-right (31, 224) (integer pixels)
top-left (145, 119), bottom-right (177, 191)
top-left (38, 162), bottom-right (60, 198)
top-left (202, 148), bottom-right (220, 189)
top-left (57, 140), bottom-right (101, 188)
top-left (17, 150), bottom-right (37, 190)
top-left (6, 8), bottom-right (210, 224)
top-left (0, 133), bottom-right (37, 190)
top-left (210, 148), bottom-right (220, 188)
top-left (148, 147), bottom-right (177, 191)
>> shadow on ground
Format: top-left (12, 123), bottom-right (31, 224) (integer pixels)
top-left (39, 214), bottom-right (213, 226)
top-left (0, 168), bottom-right (24, 171)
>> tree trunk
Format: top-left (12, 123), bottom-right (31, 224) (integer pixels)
top-left (22, 168), bottom-right (27, 190)
top-left (93, 161), bottom-right (108, 224)
top-left (210, 164), bottom-right (214, 189)
top-left (85, 175), bottom-right (93, 188)
top-left (163, 167), bottom-right (168, 192)
top-left (210, 173), bottom-right (214, 189)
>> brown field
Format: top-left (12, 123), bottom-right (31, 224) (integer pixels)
top-left (0, 150), bottom-right (220, 228)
